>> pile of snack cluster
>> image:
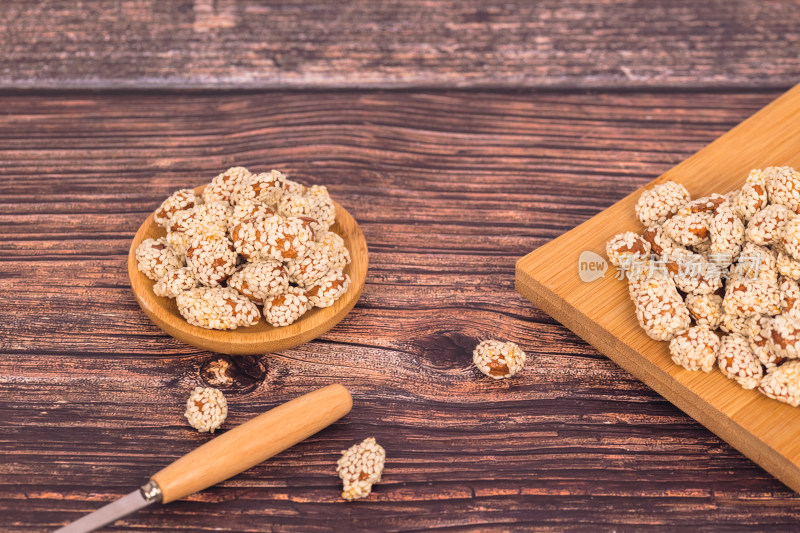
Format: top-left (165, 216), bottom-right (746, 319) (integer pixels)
top-left (606, 166), bottom-right (800, 407)
top-left (136, 167), bottom-right (351, 329)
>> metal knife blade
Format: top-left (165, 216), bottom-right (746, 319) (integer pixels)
top-left (54, 482), bottom-right (159, 533)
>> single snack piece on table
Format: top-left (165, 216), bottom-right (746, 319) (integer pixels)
top-left (472, 339), bottom-right (526, 380)
top-left (184, 386), bottom-right (228, 433)
top-left (136, 237), bottom-right (183, 281)
top-left (718, 333), bottom-right (763, 389)
top-left (668, 326), bottom-right (720, 372)
top-left (337, 437), bottom-right (386, 501)
top-left (176, 287), bottom-right (260, 330)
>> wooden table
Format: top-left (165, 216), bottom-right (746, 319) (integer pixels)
top-left (2, 2), bottom-right (800, 531)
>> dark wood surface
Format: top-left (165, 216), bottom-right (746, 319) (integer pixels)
top-left (4, 90), bottom-right (800, 531)
top-left (2, 0), bottom-right (800, 89)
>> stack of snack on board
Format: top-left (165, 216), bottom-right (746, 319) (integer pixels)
top-left (606, 166), bottom-right (800, 407)
top-left (136, 167), bottom-right (351, 330)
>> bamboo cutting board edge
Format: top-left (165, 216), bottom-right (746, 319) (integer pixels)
top-left (515, 269), bottom-right (800, 493)
top-left (515, 82), bottom-right (800, 493)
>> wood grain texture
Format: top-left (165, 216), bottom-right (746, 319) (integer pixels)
top-left (4, 90), bottom-right (800, 531)
top-left (516, 83), bottom-right (800, 493)
top-left (2, 0), bottom-right (800, 90)
top-left (128, 189), bottom-right (368, 355)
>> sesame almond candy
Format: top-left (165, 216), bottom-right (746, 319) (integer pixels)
top-left (228, 260), bottom-right (289, 303)
top-left (724, 189), bottom-right (741, 205)
top-left (337, 438), bottom-right (386, 501)
top-left (229, 199), bottom-right (275, 230)
top-left (184, 387), bottom-right (228, 433)
top-left (304, 185), bottom-right (337, 229)
top-left (316, 230), bottom-right (352, 268)
top-left (732, 242), bottom-right (777, 280)
top-left (185, 233), bottom-right (238, 287)
top-left (203, 166), bottom-right (252, 205)
top-left (176, 287), bottom-right (260, 330)
top-left (635, 181), bottom-right (691, 227)
top-left (642, 225), bottom-right (680, 257)
top-left (472, 339), bottom-right (526, 380)
top-left (671, 253), bottom-right (723, 295)
top-left (605, 231), bottom-right (650, 267)
top-left (663, 211), bottom-right (711, 247)
top-left (782, 216), bottom-right (800, 260)
top-left (154, 188), bottom-right (202, 228)
top-left (765, 166), bottom-right (800, 214)
top-left (768, 314), bottom-right (800, 360)
top-left (153, 266), bottom-right (198, 298)
top-left (283, 178), bottom-right (307, 196)
top-left (722, 275), bottom-right (780, 318)
top-left (679, 193), bottom-right (728, 215)
top-left (746, 314), bottom-right (785, 369)
top-left (777, 251), bottom-right (800, 281)
top-left (135, 237), bottom-right (184, 281)
top-left (232, 215), bottom-right (313, 263)
top-left (759, 360), bottom-right (800, 406)
top-left (685, 293), bottom-right (723, 330)
top-left (263, 287), bottom-right (311, 327)
top-left (779, 276), bottom-right (800, 318)
top-left (709, 203), bottom-right (744, 266)
top-left (744, 204), bottom-right (792, 246)
top-left (231, 169), bottom-right (286, 206)
top-left (668, 326), bottom-right (720, 372)
top-left (633, 277), bottom-right (691, 341)
top-left (720, 313), bottom-right (749, 335)
top-left (718, 333), bottom-right (763, 389)
top-left (286, 242), bottom-right (335, 288)
top-left (735, 168), bottom-right (769, 221)
top-left (305, 271), bottom-right (350, 308)
top-left (167, 202), bottom-right (230, 257)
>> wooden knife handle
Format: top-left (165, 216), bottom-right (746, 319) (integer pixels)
top-left (151, 384), bottom-right (353, 503)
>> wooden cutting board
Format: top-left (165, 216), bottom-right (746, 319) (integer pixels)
top-left (516, 83), bottom-right (800, 492)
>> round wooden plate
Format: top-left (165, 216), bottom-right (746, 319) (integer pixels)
top-left (127, 186), bottom-right (367, 355)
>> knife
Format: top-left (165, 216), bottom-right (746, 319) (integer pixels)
top-left (55, 384), bottom-right (353, 532)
